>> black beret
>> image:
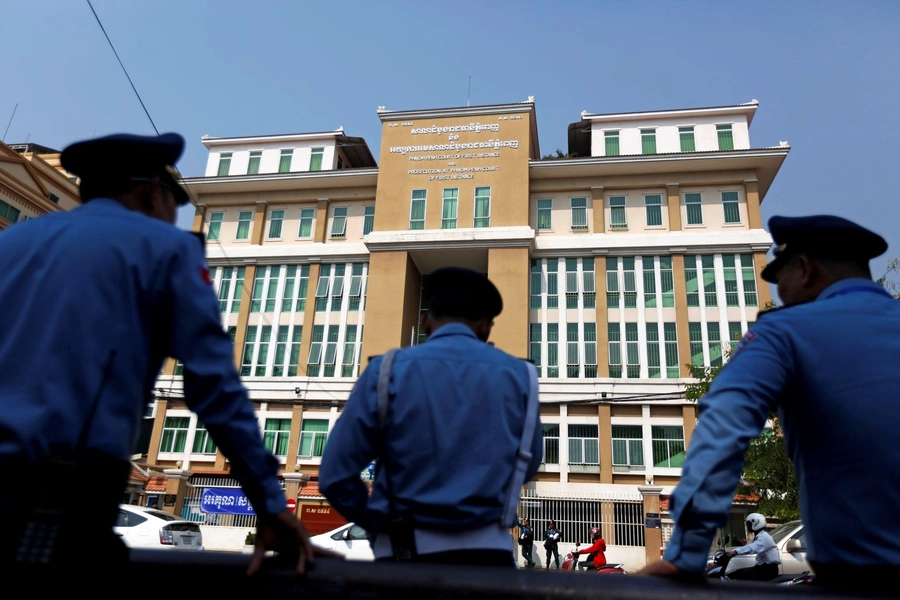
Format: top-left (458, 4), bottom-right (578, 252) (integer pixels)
top-left (760, 214), bottom-right (888, 283)
top-left (61, 132), bottom-right (190, 205)
top-left (424, 267), bottom-right (503, 321)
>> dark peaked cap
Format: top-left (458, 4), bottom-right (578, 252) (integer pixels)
top-left (760, 214), bottom-right (888, 283)
top-left (424, 267), bottom-right (503, 320)
top-left (61, 132), bottom-right (190, 205)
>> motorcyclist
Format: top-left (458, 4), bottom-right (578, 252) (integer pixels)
top-left (727, 513), bottom-right (781, 581)
top-left (574, 527), bottom-right (607, 570)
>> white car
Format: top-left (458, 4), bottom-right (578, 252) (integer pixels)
top-left (114, 504), bottom-right (204, 550)
top-left (310, 523), bottom-right (373, 561)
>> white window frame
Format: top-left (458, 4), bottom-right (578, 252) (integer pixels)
top-left (330, 206), bottom-right (348, 238)
top-left (609, 196), bottom-right (627, 229)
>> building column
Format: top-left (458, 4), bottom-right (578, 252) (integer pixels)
top-left (251, 201), bottom-right (267, 245)
top-left (744, 180), bottom-right (762, 229)
top-left (148, 398), bottom-right (169, 461)
top-left (754, 251), bottom-right (773, 307)
top-left (283, 471), bottom-right (309, 506)
top-left (162, 468), bottom-right (193, 518)
top-left (314, 199), bottom-right (329, 243)
top-left (191, 204), bottom-right (207, 233)
top-left (639, 485), bottom-right (664, 567)
top-left (287, 404), bottom-right (305, 464)
top-left (231, 264), bottom-right (257, 367)
top-left (488, 247), bottom-right (530, 358)
top-left (359, 251), bottom-right (421, 369)
top-left (682, 404), bottom-right (697, 449)
top-left (671, 254), bottom-right (692, 377)
top-left (296, 263), bottom-right (321, 378)
top-left (666, 184), bottom-right (681, 231)
top-left (591, 186), bottom-right (605, 233)
top-left (595, 256), bottom-right (609, 376)
top-left (598, 404), bottom-right (612, 484)
top-left (161, 357), bottom-right (177, 376)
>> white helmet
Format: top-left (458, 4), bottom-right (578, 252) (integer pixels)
top-left (746, 513), bottom-right (767, 533)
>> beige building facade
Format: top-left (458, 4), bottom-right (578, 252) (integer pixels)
top-left (0, 141), bottom-right (80, 230)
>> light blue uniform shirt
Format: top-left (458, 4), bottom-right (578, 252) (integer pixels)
top-left (320, 323), bottom-right (543, 536)
top-left (0, 199), bottom-right (286, 517)
top-left (735, 530), bottom-right (780, 566)
top-left (664, 278), bottom-right (900, 572)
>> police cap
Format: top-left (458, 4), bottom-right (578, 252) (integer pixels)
top-left (424, 267), bottom-right (503, 321)
top-left (760, 214), bottom-right (888, 283)
top-left (61, 132), bottom-right (190, 205)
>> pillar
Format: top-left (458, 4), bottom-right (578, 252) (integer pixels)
top-left (282, 472), bottom-right (309, 506)
top-left (591, 186), bottom-right (605, 233)
top-left (251, 201), bottom-right (267, 245)
top-left (744, 180), bottom-right (762, 229)
top-left (666, 184), bottom-right (681, 231)
top-left (639, 485), bottom-right (664, 567)
top-left (599, 404), bottom-right (613, 484)
top-left (314, 199), bottom-right (329, 243)
top-left (148, 398), bottom-right (169, 461)
top-left (359, 251), bottom-right (421, 369)
top-left (672, 254), bottom-right (692, 377)
top-left (488, 247), bottom-right (530, 358)
top-left (191, 204), bottom-right (207, 233)
top-left (231, 265), bottom-right (257, 367)
top-left (162, 468), bottom-right (193, 518)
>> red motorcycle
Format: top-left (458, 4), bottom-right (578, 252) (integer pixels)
top-left (560, 542), bottom-right (627, 574)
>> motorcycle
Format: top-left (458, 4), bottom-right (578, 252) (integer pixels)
top-left (560, 542), bottom-right (627, 574)
top-left (706, 548), bottom-right (813, 585)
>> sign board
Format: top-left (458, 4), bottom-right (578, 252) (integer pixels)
top-left (163, 494), bottom-right (177, 507)
top-left (646, 512), bottom-right (660, 519)
top-left (645, 518), bottom-right (662, 529)
top-left (199, 487), bottom-right (256, 515)
top-left (286, 498), bottom-right (297, 512)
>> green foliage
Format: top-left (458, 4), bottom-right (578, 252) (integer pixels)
top-left (541, 149), bottom-right (578, 160)
top-left (877, 257), bottom-right (900, 299)
top-left (244, 531), bottom-right (256, 546)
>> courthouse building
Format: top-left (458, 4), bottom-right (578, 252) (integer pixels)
top-left (150, 98), bottom-right (788, 563)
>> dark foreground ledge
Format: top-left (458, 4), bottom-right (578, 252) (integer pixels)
top-left (9, 549), bottom-right (865, 599)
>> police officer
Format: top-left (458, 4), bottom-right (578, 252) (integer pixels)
top-left (319, 267), bottom-right (543, 567)
top-left (639, 215), bottom-right (900, 593)
top-left (0, 133), bottom-right (331, 575)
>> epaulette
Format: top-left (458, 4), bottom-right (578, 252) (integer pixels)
top-left (754, 301), bottom-right (810, 321)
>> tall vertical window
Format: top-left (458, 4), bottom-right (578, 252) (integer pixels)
top-left (229, 267), bottom-right (245, 314)
top-left (717, 124), bottom-right (734, 151)
top-left (278, 149), bottom-right (293, 173)
top-left (349, 263), bottom-right (365, 311)
top-left (566, 323), bottom-right (579, 378)
top-left (741, 254), bottom-right (758, 306)
top-left (641, 129), bottom-right (657, 154)
top-left (583, 258), bottom-right (595, 309)
top-left (546, 260), bottom-right (558, 309)
top-left (309, 147), bottom-right (324, 171)
top-left (263, 419), bottom-right (291, 456)
top-left (530, 260), bottom-right (542, 309)
top-left (728, 322), bottom-right (744, 344)
top-left (645, 194), bottom-right (663, 227)
top-left (363, 206), bottom-right (375, 235)
top-left (685, 256), bottom-right (699, 307)
top-left (250, 266), bottom-right (280, 312)
top-left (330, 265), bottom-right (345, 311)
top-left (409, 190), bottom-right (426, 230)
top-left (722, 191), bottom-right (741, 223)
top-left (547, 324), bottom-right (559, 378)
top-left (625, 323), bottom-right (640, 378)
top-left (568, 425), bottom-right (599, 465)
top-left (608, 323), bottom-right (622, 378)
top-left (307, 325), bottom-right (325, 376)
top-left (273, 325), bottom-right (302, 377)
top-left (0, 200), bottom-right (21, 223)
top-left (652, 426), bottom-right (685, 467)
top-left (647, 324), bottom-right (661, 378)
top-left (623, 258), bottom-right (637, 308)
top-left (529, 323), bottom-right (542, 376)
top-left (240, 328), bottom-right (257, 376)
top-left (299, 420), bottom-right (329, 458)
top-left (609, 196), bottom-right (627, 228)
top-left (689, 322), bottom-right (704, 372)
top-left (660, 257), bottom-right (675, 307)
top-left (299, 208), bottom-right (315, 238)
top-left (474, 186), bottom-right (491, 227)
top-left (537, 199), bottom-right (552, 230)
top-left (268, 210), bottom-right (284, 239)
top-left (207, 212), bottom-right (224, 241)
top-left (192, 422), bottom-right (217, 454)
top-left (542, 424), bottom-right (559, 464)
top-left (679, 126), bottom-right (695, 152)
top-left (723, 255), bottom-right (739, 306)
top-left (160, 417), bottom-right (190, 453)
top-left (254, 326), bottom-right (272, 376)
top-left (442, 188), bottom-right (458, 229)
top-left (685, 193), bottom-right (703, 225)
top-left (664, 323), bottom-right (679, 378)
top-left (236, 211), bottom-right (253, 240)
top-left (565, 259), bottom-right (579, 309)
top-left (217, 153), bottom-right (232, 176)
top-left (283, 265), bottom-right (310, 312)
top-left (604, 131), bottom-right (620, 156)
top-left (702, 256), bottom-right (717, 306)
top-left (315, 265), bottom-right (331, 311)
top-left (612, 425), bottom-right (644, 471)
top-left (643, 257), bottom-right (657, 308)
top-left (606, 257), bottom-right (620, 308)
top-left (323, 326), bottom-right (340, 377)
top-left (330, 207), bottom-right (348, 238)
top-left (708, 323), bottom-right (723, 367)
top-left (584, 322), bottom-right (598, 378)
top-left (341, 326), bottom-right (358, 377)
top-left (571, 197), bottom-right (588, 230)
top-left (247, 151), bottom-right (261, 174)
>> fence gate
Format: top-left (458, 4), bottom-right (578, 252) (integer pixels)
top-left (182, 474), bottom-right (286, 529)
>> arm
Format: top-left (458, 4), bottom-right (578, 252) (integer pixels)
top-left (319, 360), bottom-right (381, 528)
top-left (734, 535), bottom-right (768, 555)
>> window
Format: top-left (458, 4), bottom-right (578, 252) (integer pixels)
top-left (530, 260), bottom-right (542, 309)
top-left (250, 266), bottom-right (280, 312)
top-left (660, 257), bottom-right (675, 307)
top-left (330, 265), bottom-right (345, 312)
top-left (623, 258), bottom-right (637, 308)
top-left (341, 326), bottom-right (358, 377)
top-left (571, 197), bottom-right (588, 230)
top-left (207, 212), bottom-right (224, 241)
top-left (299, 208), bottom-right (315, 238)
top-left (349, 263), bottom-right (365, 311)
top-left (278, 149), bottom-right (293, 173)
top-left (191, 422), bottom-right (217, 454)
top-left (717, 124), bottom-right (734, 151)
top-left (729, 322), bottom-right (744, 344)
top-left (644, 195), bottom-right (662, 227)
top-left (664, 323), bottom-right (679, 378)
top-left (236, 211), bottom-right (253, 240)
top-left (307, 325), bottom-right (324, 376)
top-left (608, 323), bottom-right (622, 378)
top-left (566, 323), bottom-right (579, 378)
top-left (565, 258), bottom-right (579, 309)
top-left (641, 129), bottom-right (657, 154)
top-left (409, 190), bottom-right (426, 230)
top-left (652, 426), bottom-right (685, 468)
top-left (273, 325), bottom-right (302, 377)
top-left (0, 200), bottom-right (21, 224)
top-left (213, 266), bottom-right (245, 314)
top-left (323, 326), bottom-right (340, 377)
top-left (612, 425), bottom-right (644, 471)
top-left (46, 193), bottom-right (60, 204)
top-left (240, 327), bottom-right (257, 376)
top-left (647, 324), bottom-right (661, 378)
top-left (283, 265), bottom-right (310, 312)
top-left (546, 260), bottom-right (558, 309)
top-left (643, 257), bottom-right (656, 308)
top-left (625, 322), bottom-right (640, 378)
top-left (309, 147), bottom-right (324, 171)
top-left (537, 199), bottom-right (552, 230)
top-left (268, 209), bottom-right (284, 239)
top-left (708, 322), bottom-right (723, 367)
top-left (689, 322), bottom-right (704, 372)
top-left (582, 258), bottom-right (595, 309)
top-left (679, 126), bottom-right (695, 152)
top-left (568, 425), bottom-right (599, 465)
top-left (315, 265), bottom-right (331, 312)
top-left (263, 419), bottom-right (291, 456)
top-left (685, 256), bottom-right (699, 307)
top-left (217, 153), bottom-right (232, 176)
top-left (722, 191), bottom-right (741, 223)
top-left (255, 326), bottom-right (272, 376)
top-left (529, 323), bottom-right (542, 376)
top-left (685, 193), bottom-right (703, 225)
top-left (474, 186), bottom-right (490, 227)
top-left (299, 420), bottom-right (329, 458)
top-left (604, 131), bottom-right (620, 156)
top-left (702, 256), bottom-right (717, 306)
top-left (330, 207), bottom-right (348, 238)
top-left (542, 424), bottom-right (559, 464)
top-left (584, 323), bottom-right (597, 378)
top-left (606, 257), bottom-right (620, 308)
top-left (546, 324), bottom-right (559, 378)
top-left (160, 417), bottom-right (189, 453)
top-left (363, 206), bottom-right (375, 235)
top-left (442, 188), bottom-right (458, 229)
top-left (247, 151), bottom-right (261, 174)
top-left (741, 254), bottom-right (758, 306)
top-left (724, 255), bottom-right (739, 306)
top-left (609, 196), bottom-right (627, 228)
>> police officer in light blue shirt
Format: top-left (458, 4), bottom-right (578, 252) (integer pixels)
top-left (640, 215), bottom-right (900, 593)
top-left (0, 133), bottom-right (327, 575)
top-left (320, 267), bottom-right (543, 567)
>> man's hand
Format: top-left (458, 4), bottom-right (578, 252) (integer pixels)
top-left (247, 509), bottom-right (344, 576)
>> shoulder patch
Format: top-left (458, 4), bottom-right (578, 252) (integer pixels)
top-left (200, 267), bottom-right (213, 285)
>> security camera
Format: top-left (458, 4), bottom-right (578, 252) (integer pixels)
top-left (294, 387), bottom-right (301, 395)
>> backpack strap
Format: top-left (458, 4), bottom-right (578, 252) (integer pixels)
top-left (377, 348), bottom-right (401, 433)
top-left (501, 361), bottom-right (540, 528)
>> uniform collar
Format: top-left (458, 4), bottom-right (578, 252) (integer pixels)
top-left (82, 197), bottom-right (132, 213)
top-left (426, 322), bottom-right (480, 341)
top-left (816, 278), bottom-right (888, 301)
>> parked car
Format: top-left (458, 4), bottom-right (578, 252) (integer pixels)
top-left (310, 523), bottom-right (373, 561)
top-left (114, 504), bottom-right (203, 550)
top-left (721, 520), bottom-right (809, 577)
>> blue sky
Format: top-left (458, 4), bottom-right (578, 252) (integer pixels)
top-left (3, 0), bottom-right (899, 284)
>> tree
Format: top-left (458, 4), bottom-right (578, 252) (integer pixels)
top-left (684, 300), bottom-right (801, 520)
top-left (541, 148), bottom-right (578, 160)
top-left (877, 257), bottom-right (900, 299)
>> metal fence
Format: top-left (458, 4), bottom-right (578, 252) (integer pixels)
top-left (517, 488), bottom-right (645, 547)
top-left (181, 474), bottom-right (286, 528)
